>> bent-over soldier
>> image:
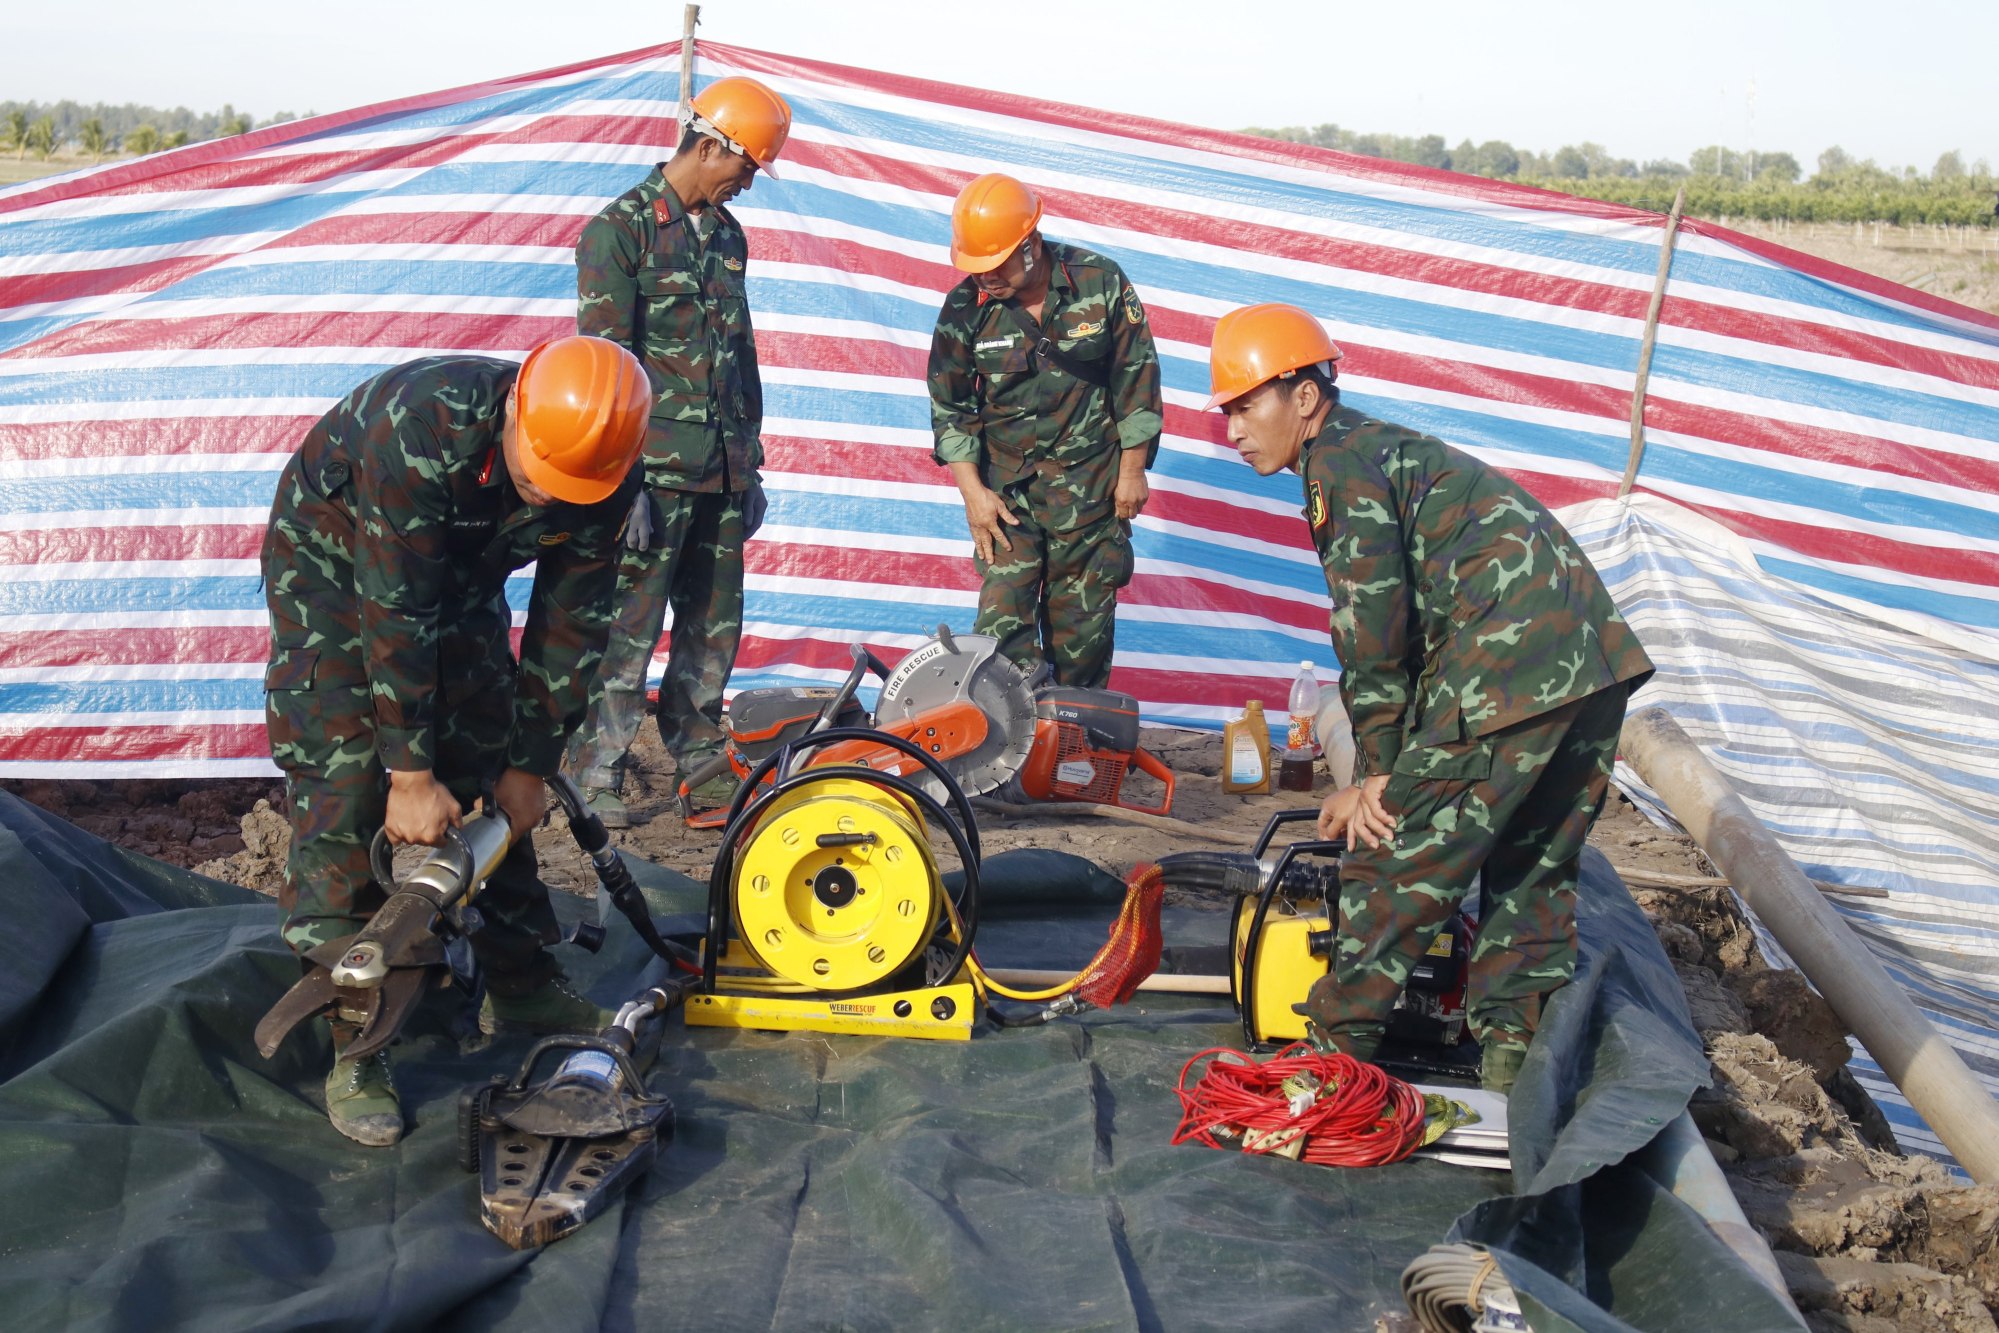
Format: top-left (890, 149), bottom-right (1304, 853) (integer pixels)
top-left (1207, 303), bottom-right (1653, 1094)
top-left (263, 336), bottom-right (649, 1145)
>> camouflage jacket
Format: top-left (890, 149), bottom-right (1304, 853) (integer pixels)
top-left (1302, 400), bottom-right (1653, 778)
top-left (927, 241), bottom-right (1162, 520)
top-left (576, 167), bottom-right (762, 493)
top-left (265, 356), bottom-right (638, 776)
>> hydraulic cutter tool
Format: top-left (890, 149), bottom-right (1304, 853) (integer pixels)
top-left (459, 981), bottom-right (694, 1249)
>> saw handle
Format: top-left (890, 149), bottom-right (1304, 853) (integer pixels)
top-left (674, 750), bottom-right (736, 821)
top-left (1117, 746), bottom-right (1177, 817)
top-left (1251, 808), bottom-right (1337, 858)
top-left (810, 643), bottom-right (892, 733)
top-left (786, 643), bottom-right (894, 782)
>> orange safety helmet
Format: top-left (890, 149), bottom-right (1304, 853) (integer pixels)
top-left (1204, 303), bottom-right (1345, 410)
top-left (687, 76), bottom-right (793, 179)
top-left (510, 336), bottom-right (651, 505)
top-left (950, 173), bottom-right (1043, 273)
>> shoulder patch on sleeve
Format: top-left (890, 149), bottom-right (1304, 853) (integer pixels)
top-left (1122, 286), bottom-right (1145, 326)
top-left (1307, 479), bottom-right (1329, 532)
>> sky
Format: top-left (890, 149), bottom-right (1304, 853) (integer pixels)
top-left (2, 0), bottom-right (1991, 173)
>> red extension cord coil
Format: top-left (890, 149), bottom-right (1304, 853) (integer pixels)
top-left (1172, 1043), bottom-right (1429, 1168)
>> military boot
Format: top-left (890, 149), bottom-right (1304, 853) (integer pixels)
top-left (678, 751), bottom-right (737, 806)
top-left (479, 970), bottom-right (615, 1037)
top-left (325, 1048), bottom-right (402, 1147)
top-left (583, 786), bottom-right (630, 830)
top-left (1480, 1041), bottom-right (1529, 1097)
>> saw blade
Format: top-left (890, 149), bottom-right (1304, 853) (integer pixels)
top-left (875, 631), bottom-right (1035, 798)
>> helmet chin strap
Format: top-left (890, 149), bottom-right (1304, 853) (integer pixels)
top-left (684, 111), bottom-right (748, 162)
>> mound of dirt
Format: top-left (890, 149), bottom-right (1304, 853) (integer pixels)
top-left (190, 798), bottom-right (292, 895)
top-left (1778, 1251), bottom-right (1998, 1333)
top-left (2, 777), bottom-right (282, 870)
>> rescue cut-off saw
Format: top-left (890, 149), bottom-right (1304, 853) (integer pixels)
top-left (676, 627), bottom-right (1036, 825)
top-left (677, 625), bottom-right (1173, 825)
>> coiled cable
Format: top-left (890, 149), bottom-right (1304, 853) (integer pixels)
top-left (1172, 1043), bottom-right (1428, 1168)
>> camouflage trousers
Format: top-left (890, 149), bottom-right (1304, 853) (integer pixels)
top-left (972, 498), bottom-right (1134, 689)
top-left (1300, 682), bottom-right (1629, 1058)
top-left (262, 582), bottom-right (558, 983)
top-left (567, 486), bottom-right (746, 788)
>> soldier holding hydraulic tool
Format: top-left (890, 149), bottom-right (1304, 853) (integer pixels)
top-left (261, 336), bottom-right (649, 1145)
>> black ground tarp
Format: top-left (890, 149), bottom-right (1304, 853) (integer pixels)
top-left (0, 792), bottom-right (1799, 1331)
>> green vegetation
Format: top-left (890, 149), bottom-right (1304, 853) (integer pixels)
top-left (77, 117), bottom-right (108, 163)
top-left (1245, 125), bottom-right (1998, 228)
top-left (24, 115), bottom-right (55, 161)
top-left (0, 99), bottom-right (309, 160)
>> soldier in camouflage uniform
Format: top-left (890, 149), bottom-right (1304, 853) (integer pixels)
top-left (563, 76), bottom-right (793, 827)
top-left (262, 336), bottom-right (650, 1145)
top-left (928, 173), bottom-right (1162, 688)
top-left (1208, 304), bottom-right (1653, 1093)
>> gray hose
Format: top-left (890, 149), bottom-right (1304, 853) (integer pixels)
top-left (1400, 1243), bottom-right (1517, 1333)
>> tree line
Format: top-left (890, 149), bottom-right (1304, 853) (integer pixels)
top-left (1245, 125), bottom-right (1998, 228)
top-left (0, 99), bottom-right (310, 163)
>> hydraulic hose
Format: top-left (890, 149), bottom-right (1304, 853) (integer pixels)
top-left (1156, 850), bottom-right (1262, 896)
top-left (549, 774), bottom-right (703, 975)
top-left (1399, 1243), bottom-right (1519, 1333)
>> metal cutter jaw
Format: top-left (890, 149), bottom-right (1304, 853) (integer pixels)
top-left (255, 811), bottom-right (515, 1064)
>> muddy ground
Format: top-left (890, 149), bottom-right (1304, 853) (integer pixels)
top-left (8, 726), bottom-right (1997, 1330)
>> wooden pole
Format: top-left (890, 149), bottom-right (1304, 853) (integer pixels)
top-left (1620, 707), bottom-right (1999, 1184)
top-left (679, 5), bottom-right (700, 114)
top-left (1619, 185), bottom-right (1686, 499)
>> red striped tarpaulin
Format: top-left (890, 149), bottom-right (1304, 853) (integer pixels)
top-left (1, 39), bottom-right (1995, 780)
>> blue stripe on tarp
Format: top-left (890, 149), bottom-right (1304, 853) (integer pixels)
top-left (0, 190), bottom-right (385, 258)
top-left (760, 381), bottom-right (928, 433)
top-left (291, 64), bottom-right (676, 142)
top-left (0, 676), bottom-right (261, 715)
top-left (1649, 342), bottom-right (1999, 447)
top-left (1375, 393), bottom-right (1999, 540)
top-left (0, 358), bottom-right (402, 407)
top-left (0, 471), bottom-right (285, 513)
top-left (0, 575), bottom-right (262, 615)
top-left (1579, 535), bottom-right (1999, 677)
top-left (746, 273), bottom-right (942, 332)
top-left (1758, 553), bottom-right (1999, 630)
top-left (124, 256), bottom-right (573, 302)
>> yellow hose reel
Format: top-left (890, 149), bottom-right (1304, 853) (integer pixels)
top-left (690, 727), bottom-right (983, 1040)
top-left (729, 777), bottom-right (942, 992)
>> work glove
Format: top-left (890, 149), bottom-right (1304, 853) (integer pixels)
top-left (622, 489), bottom-right (655, 552)
top-left (743, 479), bottom-right (769, 539)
